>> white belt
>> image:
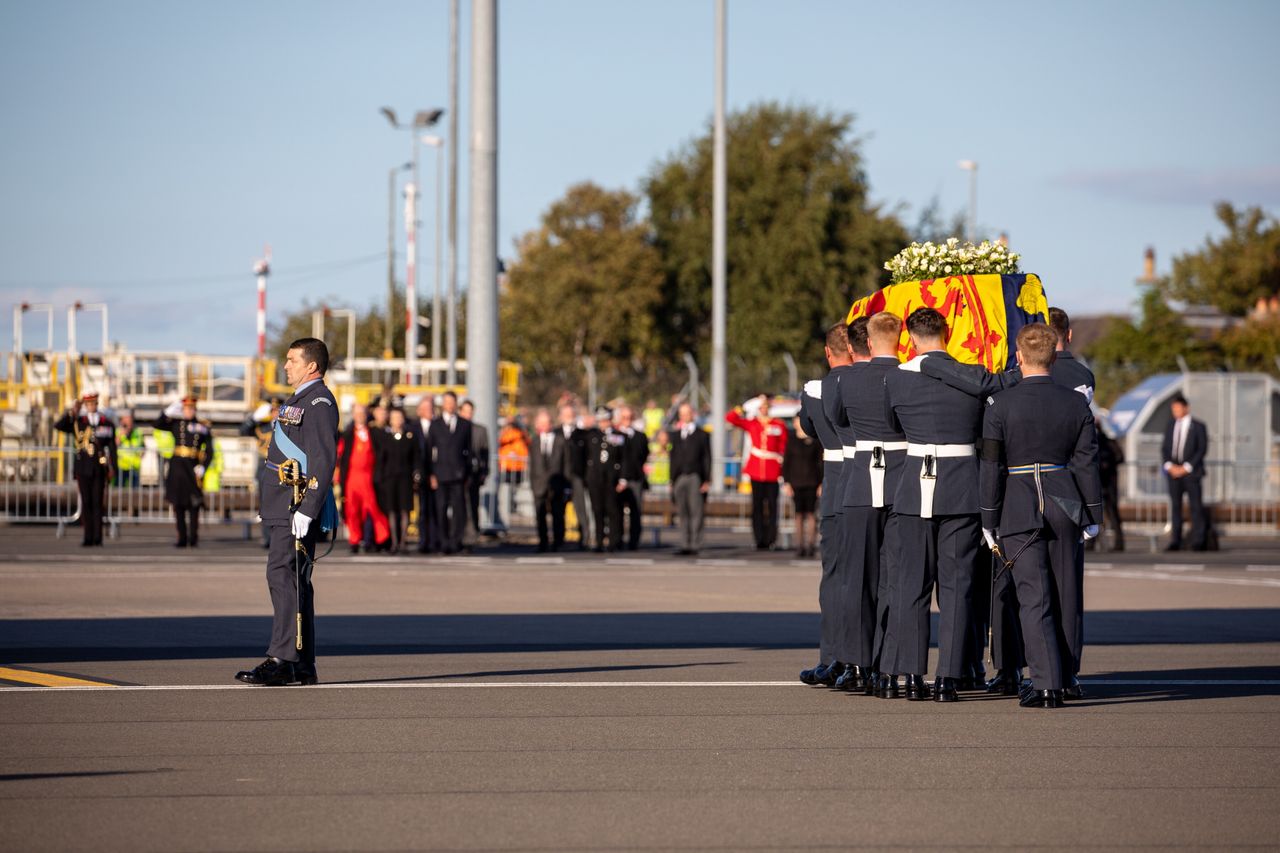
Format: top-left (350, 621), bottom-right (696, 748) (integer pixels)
top-left (749, 447), bottom-right (783, 462)
top-left (841, 445), bottom-right (857, 459)
top-left (855, 441), bottom-right (906, 508)
top-left (823, 449), bottom-right (844, 462)
top-left (907, 443), bottom-right (975, 518)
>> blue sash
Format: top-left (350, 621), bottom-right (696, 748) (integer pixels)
top-left (272, 420), bottom-right (339, 533)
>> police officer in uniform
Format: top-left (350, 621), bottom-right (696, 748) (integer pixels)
top-left (979, 323), bottom-right (1102, 707)
top-left (614, 405), bottom-right (649, 550)
top-left (836, 314), bottom-right (911, 697)
top-left (585, 407), bottom-right (623, 552)
top-left (920, 306), bottom-right (1095, 695)
top-left (54, 392), bottom-right (117, 547)
top-left (237, 338), bottom-right (338, 686)
top-left (884, 308), bottom-right (984, 702)
top-left (796, 322), bottom-right (854, 687)
top-left (155, 394), bottom-right (213, 548)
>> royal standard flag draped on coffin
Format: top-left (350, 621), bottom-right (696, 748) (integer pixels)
top-left (846, 273), bottom-right (1049, 370)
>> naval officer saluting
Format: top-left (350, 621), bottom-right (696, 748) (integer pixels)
top-left (884, 308), bottom-right (984, 702)
top-left (979, 324), bottom-right (1102, 707)
top-left (237, 338), bottom-right (339, 686)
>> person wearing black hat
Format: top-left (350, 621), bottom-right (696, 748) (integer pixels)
top-left (54, 392), bottom-right (117, 547)
top-left (155, 393), bottom-right (213, 548)
top-left (1162, 393), bottom-right (1209, 551)
top-left (585, 407), bottom-right (623, 551)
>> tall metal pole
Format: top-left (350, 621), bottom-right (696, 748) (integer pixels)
top-left (424, 136), bottom-right (444, 370)
top-left (255, 248), bottom-right (270, 371)
top-left (445, 0), bottom-right (461, 387)
top-left (385, 166), bottom-right (398, 365)
top-left (468, 0), bottom-right (499, 528)
top-left (710, 0), bottom-right (728, 492)
top-left (405, 133), bottom-right (420, 384)
top-left (12, 305), bottom-right (22, 355)
top-left (958, 159), bottom-right (977, 243)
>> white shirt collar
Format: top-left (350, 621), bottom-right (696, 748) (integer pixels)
top-left (294, 377), bottom-right (321, 395)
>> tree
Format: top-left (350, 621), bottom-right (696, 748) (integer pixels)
top-left (500, 182), bottom-right (665, 402)
top-left (1164, 203), bottom-right (1280, 316)
top-left (645, 103), bottom-right (908, 393)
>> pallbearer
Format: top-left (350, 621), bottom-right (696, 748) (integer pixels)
top-left (979, 324), bottom-right (1101, 708)
top-left (54, 392), bottom-right (117, 547)
top-left (884, 308), bottom-right (984, 702)
top-left (155, 394), bottom-right (213, 548)
top-left (797, 322), bottom-right (853, 687)
top-left (237, 338), bottom-right (338, 686)
top-left (836, 314), bottom-right (909, 697)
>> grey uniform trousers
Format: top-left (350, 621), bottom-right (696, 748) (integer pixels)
top-left (817, 513), bottom-right (844, 665)
top-left (266, 521), bottom-right (317, 664)
top-left (673, 474), bottom-right (705, 551)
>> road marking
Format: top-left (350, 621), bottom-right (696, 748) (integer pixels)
top-left (1087, 562), bottom-right (1114, 569)
top-left (1151, 563), bottom-right (1205, 572)
top-left (1246, 565), bottom-right (1280, 572)
top-left (1085, 569), bottom-right (1280, 588)
top-left (2, 678), bottom-right (1278, 693)
top-left (515, 557), bottom-right (565, 565)
top-left (695, 559), bottom-right (748, 567)
top-left (605, 558), bottom-right (655, 566)
top-left (0, 666), bottom-right (120, 689)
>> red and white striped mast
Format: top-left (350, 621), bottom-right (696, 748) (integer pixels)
top-left (254, 245), bottom-right (271, 381)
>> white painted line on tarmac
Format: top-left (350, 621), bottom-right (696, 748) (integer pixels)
top-left (604, 558), bottom-right (655, 566)
top-left (1246, 565), bottom-right (1280, 572)
top-left (695, 559), bottom-right (748, 567)
top-left (1084, 569), bottom-right (1280, 588)
top-left (514, 557), bottom-right (565, 565)
top-left (4, 678), bottom-right (1279, 694)
top-left (1087, 562), bottom-right (1114, 569)
top-left (1152, 563), bottom-right (1205, 572)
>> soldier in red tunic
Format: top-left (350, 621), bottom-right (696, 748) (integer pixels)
top-left (727, 395), bottom-right (789, 549)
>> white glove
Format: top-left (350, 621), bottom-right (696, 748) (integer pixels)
top-left (899, 354), bottom-right (929, 373)
top-left (1082, 524), bottom-right (1099, 541)
top-left (252, 402), bottom-right (272, 421)
top-left (802, 379), bottom-right (822, 400)
top-left (982, 528), bottom-right (998, 551)
top-left (164, 400), bottom-right (183, 417)
top-left (292, 511), bottom-right (312, 539)
top-left (195, 465), bottom-right (206, 480)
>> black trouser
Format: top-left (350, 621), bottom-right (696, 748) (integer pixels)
top-left (266, 521), bottom-right (316, 664)
top-left (750, 480), bottom-right (779, 548)
top-left (175, 505), bottom-right (201, 546)
top-left (78, 472), bottom-right (107, 545)
top-left (1002, 501), bottom-right (1081, 691)
top-left (894, 513), bottom-right (979, 679)
top-left (467, 476), bottom-right (482, 535)
top-left (534, 487), bottom-right (566, 549)
top-left (434, 479), bottom-right (467, 553)
top-left (417, 481), bottom-right (439, 552)
top-left (817, 513), bottom-right (843, 665)
top-left (618, 481), bottom-right (643, 550)
top-left (841, 506), bottom-right (885, 669)
top-left (1100, 475), bottom-right (1124, 548)
top-left (871, 510), bottom-right (900, 673)
top-left (964, 547), bottom-right (991, 680)
top-left (989, 565), bottom-right (1026, 671)
top-left (588, 478), bottom-right (621, 550)
top-left (1168, 475), bottom-right (1206, 549)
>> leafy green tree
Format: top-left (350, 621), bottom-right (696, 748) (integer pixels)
top-left (1220, 315), bottom-right (1280, 375)
top-left (500, 182), bottom-right (665, 402)
top-left (645, 103), bottom-right (908, 393)
top-left (1164, 203), bottom-right (1280, 316)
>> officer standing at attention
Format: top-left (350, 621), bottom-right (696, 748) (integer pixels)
top-left (586, 407), bottom-right (623, 552)
top-left (237, 337), bottom-right (338, 686)
top-left (979, 323), bottom-right (1102, 708)
top-left (796, 322), bottom-right (853, 687)
top-left (54, 391), bottom-right (117, 547)
top-left (920, 305), bottom-right (1096, 696)
top-left (428, 391), bottom-right (473, 556)
top-left (884, 307), bottom-right (984, 702)
top-left (614, 405), bottom-right (650, 550)
top-left (836, 314), bottom-right (910, 697)
top-left (155, 394), bottom-right (213, 548)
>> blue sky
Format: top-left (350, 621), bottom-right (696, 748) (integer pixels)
top-left (1, 0), bottom-right (1277, 355)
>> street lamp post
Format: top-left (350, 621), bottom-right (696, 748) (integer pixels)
top-left (958, 159), bottom-right (978, 243)
top-left (385, 162), bottom-right (410, 378)
top-left (422, 134), bottom-right (445, 378)
top-left (710, 0), bottom-right (728, 492)
top-left (381, 107), bottom-right (444, 384)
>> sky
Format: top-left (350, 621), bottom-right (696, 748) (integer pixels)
top-left (1, 0), bottom-right (1278, 357)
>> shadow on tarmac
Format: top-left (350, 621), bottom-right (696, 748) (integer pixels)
top-left (326, 661), bottom-right (738, 686)
top-left (1076, 664), bottom-right (1280, 702)
top-left (3, 608), bottom-right (1279, 665)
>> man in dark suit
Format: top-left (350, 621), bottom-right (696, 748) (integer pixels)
top-left (237, 337), bottom-right (338, 686)
top-left (1162, 393), bottom-right (1209, 551)
top-left (884, 307), bottom-right (984, 703)
top-left (669, 401), bottom-right (711, 556)
top-left (529, 408), bottom-right (570, 551)
top-left (427, 390), bottom-right (472, 554)
top-left (414, 397), bottom-right (439, 554)
top-left (980, 323), bottom-right (1102, 707)
top-left (614, 405), bottom-right (649, 550)
top-left (459, 399), bottom-right (489, 538)
top-left (560, 404), bottom-right (593, 549)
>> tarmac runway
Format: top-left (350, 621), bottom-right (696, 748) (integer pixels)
top-left (2, 525), bottom-right (1279, 851)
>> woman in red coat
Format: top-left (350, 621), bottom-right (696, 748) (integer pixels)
top-left (726, 395), bottom-right (788, 549)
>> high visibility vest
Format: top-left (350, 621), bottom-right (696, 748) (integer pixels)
top-left (498, 425), bottom-right (529, 473)
top-left (647, 439), bottom-right (671, 487)
top-left (642, 407), bottom-right (664, 438)
top-left (202, 438), bottom-right (224, 492)
top-left (116, 428), bottom-right (145, 472)
top-left (153, 429), bottom-right (175, 459)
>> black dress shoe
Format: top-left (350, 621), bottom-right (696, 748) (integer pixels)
top-left (1063, 677), bottom-right (1086, 700)
top-left (1020, 688), bottom-right (1064, 708)
top-left (959, 666), bottom-right (987, 691)
top-left (862, 669), bottom-right (880, 696)
top-left (350, 544), bottom-right (360, 554)
top-left (799, 663), bottom-right (824, 685)
top-left (986, 668), bottom-right (1024, 696)
top-left (932, 677), bottom-right (959, 702)
top-left (833, 665), bottom-right (863, 691)
top-left (904, 674), bottom-right (930, 701)
top-left (818, 662), bottom-right (846, 687)
top-left (174, 541), bottom-right (187, 548)
top-left (293, 663), bottom-right (319, 686)
top-left (235, 657), bottom-right (295, 686)
top-left (877, 673), bottom-right (902, 699)
top-left (1163, 542), bottom-right (1181, 552)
